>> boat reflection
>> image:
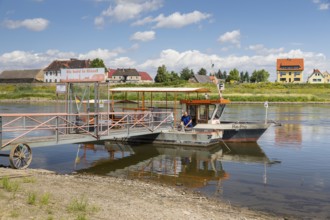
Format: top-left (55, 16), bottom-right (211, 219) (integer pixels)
top-left (75, 141), bottom-right (276, 190)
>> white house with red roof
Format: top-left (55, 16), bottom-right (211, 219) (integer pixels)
top-left (307, 69), bottom-right (326, 83)
top-left (107, 68), bottom-right (153, 83)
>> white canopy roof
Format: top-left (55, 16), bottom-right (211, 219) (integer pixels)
top-left (109, 87), bottom-right (210, 93)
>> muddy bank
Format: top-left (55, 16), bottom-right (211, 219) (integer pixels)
top-left (0, 168), bottom-right (292, 220)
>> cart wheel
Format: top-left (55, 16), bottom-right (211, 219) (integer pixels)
top-left (9, 143), bottom-right (32, 169)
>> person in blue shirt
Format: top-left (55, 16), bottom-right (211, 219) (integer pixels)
top-left (181, 111), bottom-right (192, 129)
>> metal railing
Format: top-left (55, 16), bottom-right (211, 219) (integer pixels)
top-left (0, 111), bottom-right (174, 149)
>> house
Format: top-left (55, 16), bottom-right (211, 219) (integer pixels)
top-left (276, 58), bottom-right (304, 83)
top-left (307, 69), bottom-right (325, 83)
top-left (0, 69), bottom-right (44, 83)
top-left (44, 58), bottom-right (90, 83)
top-left (107, 68), bottom-right (153, 83)
top-left (139, 71), bottom-right (153, 83)
top-left (188, 74), bottom-right (214, 83)
top-left (323, 71), bottom-right (330, 83)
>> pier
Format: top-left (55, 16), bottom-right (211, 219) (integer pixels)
top-left (0, 111), bottom-right (173, 169)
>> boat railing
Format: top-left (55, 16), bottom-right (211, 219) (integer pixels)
top-left (0, 111), bottom-right (174, 149)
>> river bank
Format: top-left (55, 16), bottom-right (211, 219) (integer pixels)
top-left (0, 168), bottom-right (291, 220)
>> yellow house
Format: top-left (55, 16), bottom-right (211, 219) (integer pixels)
top-left (276, 58), bottom-right (304, 83)
top-left (323, 71), bottom-right (330, 83)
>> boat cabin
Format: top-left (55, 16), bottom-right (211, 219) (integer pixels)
top-left (180, 99), bottom-right (230, 126)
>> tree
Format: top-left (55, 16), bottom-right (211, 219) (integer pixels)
top-left (216, 69), bottom-right (223, 79)
top-left (154, 65), bottom-right (169, 83)
top-left (197, 68), bottom-right (207, 75)
top-left (226, 68), bottom-right (240, 82)
top-left (250, 69), bottom-right (270, 82)
top-left (90, 58), bottom-right (107, 72)
top-left (180, 67), bottom-right (194, 80)
top-left (244, 71), bottom-right (250, 82)
top-left (169, 71), bottom-right (180, 81)
top-left (223, 71), bottom-right (228, 81)
top-left (240, 71), bottom-right (244, 83)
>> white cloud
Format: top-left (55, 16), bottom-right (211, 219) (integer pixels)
top-left (95, 0), bottom-right (163, 28)
top-left (152, 11), bottom-right (211, 28)
top-left (218, 30), bottom-right (241, 47)
top-left (3, 18), bottom-right (49, 31)
top-left (319, 3), bottom-right (330, 10)
top-left (312, 0), bottom-right (330, 10)
top-left (130, 31), bottom-right (155, 41)
top-left (131, 16), bottom-right (154, 26)
top-left (247, 44), bottom-right (285, 55)
top-left (108, 57), bottom-right (136, 68)
top-left (132, 11), bottom-right (211, 28)
top-left (0, 48), bottom-right (123, 72)
top-left (78, 48), bottom-right (120, 61)
top-left (138, 48), bottom-right (330, 81)
top-left (1, 48), bottom-right (329, 83)
top-left (94, 16), bottom-right (105, 28)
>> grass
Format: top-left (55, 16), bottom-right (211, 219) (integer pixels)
top-left (1, 82), bottom-right (330, 102)
top-left (67, 197), bottom-right (89, 212)
top-left (22, 177), bottom-right (36, 183)
top-left (27, 191), bottom-right (37, 205)
top-left (40, 192), bottom-right (51, 206)
top-left (9, 210), bottom-right (20, 218)
top-left (67, 196), bottom-right (99, 220)
top-left (1, 176), bottom-right (20, 193)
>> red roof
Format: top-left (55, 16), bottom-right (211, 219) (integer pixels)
top-left (107, 69), bottom-right (153, 81)
top-left (107, 69), bottom-right (116, 78)
top-left (139, 71), bottom-right (153, 81)
top-left (277, 58), bottom-right (304, 71)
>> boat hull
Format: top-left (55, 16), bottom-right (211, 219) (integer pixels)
top-left (193, 121), bottom-right (271, 143)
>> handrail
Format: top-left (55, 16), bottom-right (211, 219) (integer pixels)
top-left (1, 111), bottom-right (174, 149)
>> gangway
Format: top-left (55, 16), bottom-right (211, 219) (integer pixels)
top-left (0, 111), bottom-right (174, 169)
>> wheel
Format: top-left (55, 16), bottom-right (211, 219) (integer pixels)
top-left (9, 143), bottom-right (32, 169)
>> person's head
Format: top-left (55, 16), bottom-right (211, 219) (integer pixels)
top-left (184, 111), bottom-right (188, 116)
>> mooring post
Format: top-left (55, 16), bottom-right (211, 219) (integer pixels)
top-left (0, 116), bottom-right (2, 148)
top-left (264, 101), bottom-right (269, 124)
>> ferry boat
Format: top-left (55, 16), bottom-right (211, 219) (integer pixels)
top-left (108, 86), bottom-right (274, 146)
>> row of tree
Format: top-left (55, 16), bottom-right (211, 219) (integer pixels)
top-left (154, 65), bottom-right (270, 83)
top-left (90, 58), bottom-right (270, 84)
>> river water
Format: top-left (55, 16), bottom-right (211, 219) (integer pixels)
top-left (1, 102), bottom-right (329, 219)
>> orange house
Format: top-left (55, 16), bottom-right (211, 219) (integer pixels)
top-left (276, 58), bottom-right (304, 83)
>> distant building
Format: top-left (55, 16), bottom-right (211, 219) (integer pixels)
top-left (307, 69), bottom-right (325, 83)
top-left (107, 68), bottom-right (153, 83)
top-left (44, 58), bottom-right (90, 83)
top-left (276, 58), bottom-right (304, 83)
top-left (0, 69), bottom-right (44, 83)
top-left (323, 71), bottom-right (330, 83)
top-left (188, 74), bottom-right (214, 83)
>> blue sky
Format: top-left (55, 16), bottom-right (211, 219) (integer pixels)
top-left (0, 0), bottom-right (329, 81)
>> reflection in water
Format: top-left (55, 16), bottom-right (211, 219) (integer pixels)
top-left (274, 105), bottom-right (302, 145)
top-left (75, 142), bottom-right (277, 195)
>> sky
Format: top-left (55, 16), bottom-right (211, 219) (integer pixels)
top-left (0, 0), bottom-right (330, 81)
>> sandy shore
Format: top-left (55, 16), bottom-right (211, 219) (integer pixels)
top-left (0, 168), bottom-right (290, 220)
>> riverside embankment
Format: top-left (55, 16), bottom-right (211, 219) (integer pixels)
top-left (0, 168), bottom-right (291, 220)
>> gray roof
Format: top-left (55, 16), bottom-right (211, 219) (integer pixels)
top-left (44, 59), bottom-right (90, 71)
top-left (113, 68), bottom-right (140, 76)
top-left (191, 74), bottom-right (213, 83)
top-left (0, 69), bottom-right (43, 80)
